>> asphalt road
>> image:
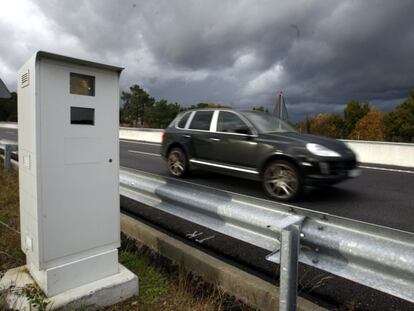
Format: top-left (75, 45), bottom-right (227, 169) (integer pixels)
top-left (2, 127), bottom-right (414, 309)
top-left (120, 139), bottom-right (414, 233)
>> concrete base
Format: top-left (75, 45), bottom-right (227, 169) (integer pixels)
top-left (0, 264), bottom-right (138, 310)
top-left (27, 249), bottom-right (120, 297)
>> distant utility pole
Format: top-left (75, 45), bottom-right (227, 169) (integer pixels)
top-left (272, 91), bottom-right (288, 121)
top-left (0, 78), bottom-right (11, 98)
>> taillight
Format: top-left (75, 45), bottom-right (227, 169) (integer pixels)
top-left (162, 130), bottom-right (166, 144)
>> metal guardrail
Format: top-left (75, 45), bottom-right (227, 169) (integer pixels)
top-left (0, 140), bottom-right (18, 171)
top-left (119, 167), bottom-right (414, 310)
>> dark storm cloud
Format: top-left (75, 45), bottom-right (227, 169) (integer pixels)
top-left (136, 0), bottom-right (340, 74)
top-left (281, 1), bottom-right (414, 100)
top-left (1, 0), bottom-right (413, 120)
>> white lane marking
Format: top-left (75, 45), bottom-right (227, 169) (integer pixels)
top-left (359, 165), bottom-right (414, 174)
top-left (121, 140), bottom-right (161, 146)
top-left (128, 150), bottom-right (161, 157)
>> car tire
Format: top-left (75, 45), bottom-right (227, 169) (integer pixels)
top-left (262, 160), bottom-right (302, 201)
top-left (167, 147), bottom-right (189, 178)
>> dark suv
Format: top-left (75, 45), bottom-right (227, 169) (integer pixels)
top-left (161, 109), bottom-right (359, 201)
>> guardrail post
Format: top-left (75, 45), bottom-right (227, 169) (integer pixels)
top-left (3, 144), bottom-right (17, 171)
top-left (4, 144), bottom-right (12, 171)
top-left (279, 220), bottom-right (302, 311)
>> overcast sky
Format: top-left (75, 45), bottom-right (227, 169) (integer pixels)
top-left (1, 0), bottom-right (413, 120)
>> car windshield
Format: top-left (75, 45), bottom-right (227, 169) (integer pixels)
top-left (241, 112), bottom-right (297, 133)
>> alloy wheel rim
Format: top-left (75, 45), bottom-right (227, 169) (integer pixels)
top-left (168, 151), bottom-right (185, 176)
top-left (264, 164), bottom-right (298, 199)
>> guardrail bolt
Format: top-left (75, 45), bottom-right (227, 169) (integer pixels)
top-left (312, 258), bottom-right (319, 264)
top-left (317, 225), bottom-right (324, 231)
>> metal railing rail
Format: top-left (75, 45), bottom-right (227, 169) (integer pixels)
top-left (120, 167), bottom-right (414, 310)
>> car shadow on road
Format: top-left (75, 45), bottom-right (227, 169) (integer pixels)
top-left (298, 183), bottom-right (362, 204)
top-left (183, 169), bottom-right (363, 206)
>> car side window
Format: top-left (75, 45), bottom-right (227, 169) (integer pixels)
top-left (177, 112), bottom-right (191, 128)
top-left (217, 111), bottom-right (250, 134)
top-left (189, 111), bottom-right (214, 130)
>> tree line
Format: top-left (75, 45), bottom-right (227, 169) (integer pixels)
top-left (120, 84), bottom-right (413, 143)
top-left (119, 84), bottom-right (226, 128)
top-left (0, 92), bottom-right (17, 121)
top-left (295, 89), bottom-right (414, 143)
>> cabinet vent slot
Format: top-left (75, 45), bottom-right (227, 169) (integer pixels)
top-left (21, 70), bottom-right (30, 88)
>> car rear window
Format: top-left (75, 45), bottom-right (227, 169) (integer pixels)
top-left (189, 111), bottom-right (214, 130)
top-left (177, 112), bottom-right (191, 128)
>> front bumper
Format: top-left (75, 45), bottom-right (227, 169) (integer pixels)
top-left (301, 158), bottom-right (359, 186)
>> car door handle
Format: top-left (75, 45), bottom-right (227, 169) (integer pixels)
top-left (209, 138), bottom-right (221, 142)
top-left (182, 134), bottom-right (191, 138)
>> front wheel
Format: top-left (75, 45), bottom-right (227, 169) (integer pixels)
top-left (167, 148), bottom-right (189, 177)
top-left (262, 160), bottom-right (302, 201)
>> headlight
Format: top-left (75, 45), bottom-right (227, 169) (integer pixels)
top-left (306, 143), bottom-right (341, 157)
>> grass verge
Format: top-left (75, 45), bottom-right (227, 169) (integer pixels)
top-left (0, 159), bottom-right (24, 273)
top-left (0, 159), bottom-right (253, 311)
top-left (113, 237), bottom-right (253, 311)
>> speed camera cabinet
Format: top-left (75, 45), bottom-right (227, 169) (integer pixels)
top-left (17, 52), bottom-right (123, 296)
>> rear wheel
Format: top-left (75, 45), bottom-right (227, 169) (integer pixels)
top-left (262, 160), bottom-right (301, 201)
top-left (167, 148), bottom-right (189, 177)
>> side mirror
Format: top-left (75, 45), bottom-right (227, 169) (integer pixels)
top-left (234, 127), bottom-right (251, 135)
